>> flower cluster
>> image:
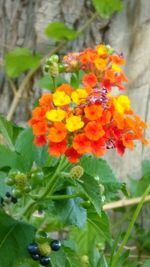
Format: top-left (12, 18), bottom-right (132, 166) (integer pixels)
top-left (29, 44), bottom-right (148, 163)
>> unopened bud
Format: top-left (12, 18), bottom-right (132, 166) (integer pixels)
top-left (70, 165), bottom-right (84, 179)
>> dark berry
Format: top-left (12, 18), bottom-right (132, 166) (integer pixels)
top-left (40, 256), bottom-right (51, 266)
top-left (27, 243), bottom-right (39, 255)
top-left (31, 253), bottom-right (40, 261)
top-left (5, 192), bottom-right (11, 198)
top-left (11, 196), bottom-right (18, 204)
top-left (50, 240), bottom-right (61, 251)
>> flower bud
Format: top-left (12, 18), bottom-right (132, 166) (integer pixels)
top-left (70, 165), bottom-right (84, 179)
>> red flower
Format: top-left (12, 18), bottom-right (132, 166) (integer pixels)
top-left (73, 134), bottom-right (91, 154)
top-left (48, 139), bottom-right (68, 157)
top-left (84, 121), bottom-right (105, 140)
top-left (65, 147), bottom-right (81, 163)
top-left (83, 73), bottom-right (97, 87)
top-left (34, 135), bottom-right (47, 146)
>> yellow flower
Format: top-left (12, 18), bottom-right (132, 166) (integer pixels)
top-left (53, 91), bottom-right (71, 106)
top-left (114, 95), bottom-right (130, 115)
top-left (46, 109), bottom-right (66, 122)
top-left (94, 58), bottom-right (107, 71)
top-left (96, 44), bottom-right (107, 56)
top-left (66, 115), bottom-right (84, 132)
top-left (71, 89), bottom-right (88, 105)
top-left (112, 63), bottom-right (122, 73)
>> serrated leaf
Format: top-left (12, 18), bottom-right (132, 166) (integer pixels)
top-left (92, 0), bottom-right (123, 18)
top-left (45, 21), bottom-right (79, 41)
top-left (0, 210), bottom-right (36, 267)
top-left (80, 155), bottom-right (121, 200)
top-left (70, 210), bottom-right (110, 257)
top-left (87, 209), bottom-right (110, 241)
top-left (5, 48), bottom-right (41, 78)
top-left (81, 173), bottom-right (101, 214)
top-left (55, 187), bottom-right (87, 228)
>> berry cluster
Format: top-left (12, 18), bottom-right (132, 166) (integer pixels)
top-left (29, 44), bottom-right (148, 163)
top-left (28, 231), bottom-right (61, 266)
top-left (0, 192), bottom-right (17, 207)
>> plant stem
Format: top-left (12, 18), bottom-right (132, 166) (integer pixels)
top-left (20, 156), bottom-right (68, 219)
top-left (46, 193), bottom-right (80, 200)
top-left (110, 185), bottom-right (150, 267)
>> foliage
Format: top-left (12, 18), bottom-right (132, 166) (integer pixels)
top-left (45, 22), bottom-right (79, 41)
top-left (5, 48), bottom-right (41, 78)
top-left (92, 0), bottom-right (123, 18)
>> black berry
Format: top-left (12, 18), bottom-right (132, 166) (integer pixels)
top-left (11, 196), bottom-right (18, 204)
top-left (31, 253), bottom-right (40, 261)
top-left (5, 192), bottom-right (11, 198)
top-left (40, 256), bottom-right (51, 266)
top-left (27, 243), bottom-right (39, 255)
top-left (50, 240), bottom-right (61, 251)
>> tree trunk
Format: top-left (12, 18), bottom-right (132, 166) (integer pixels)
top-left (0, 0), bottom-right (149, 179)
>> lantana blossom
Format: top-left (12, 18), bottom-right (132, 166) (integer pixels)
top-left (29, 44), bottom-right (148, 163)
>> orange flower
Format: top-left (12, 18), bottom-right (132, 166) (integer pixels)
top-left (34, 135), bottom-right (47, 146)
top-left (65, 147), bottom-right (80, 163)
top-left (84, 121), bottom-right (105, 140)
top-left (83, 73), bottom-right (97, 87)
top-left (90, 138), bottom-right (106, 156)
top-left (84, 104), bottom-right (103, 120)
top-left (32, 121), bottom-right (47, 136)
top-left (39, 93), bottom-right (53, 108)
top-left (73, 134), bottom-right (91, 154)
top-left (48, 139), bottom-right (68, 157)
top-left (122, 133), bottom-right (134, 149)
top-left (31, 107), bottom-right (46, 121)
top-left (57, 84), bottom-right (73, 95)
top-left (80, 48), bottom-right (96, 64)
top-left (48, 122), bottom-right (67, 143)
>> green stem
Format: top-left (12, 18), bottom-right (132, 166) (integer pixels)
top-left (20, 156), bottom-right (67, 219)
top-left (110, 185), bottom-right (150, 267)
top-left (46, 193), bottom-right (80, 200)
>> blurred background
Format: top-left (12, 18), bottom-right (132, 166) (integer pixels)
top-left (0, 0), bottom-right (150, 180)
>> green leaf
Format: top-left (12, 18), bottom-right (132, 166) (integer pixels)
top-left (80, 155), bottom-right (121, 200)
top-left (0, 210), bottom-right (36, 267)
top-left (87, 209), bottom-right (110, 241)
top-left (55, 187), bottom-right (87, 228)
top-left (97, 255), bottom-right (108, 267)
top-left (37, 75), bottom-right (54, 90)
top-left (33, 146), bottom-right (48, 167)
top-left (129, 160), bottom-right (150, 197)
top-left (0, 114), bottom-right (22, 150)
top-left (81, 173), bottom-right (101, 214)
top-left (70, 210), bottom-right (110, 257)
top-left (45, 21), bottom-right (78, 41)
top-left (92, 0), bottom-right (123, 18)
top-left (0, 171), bottom-right (10, 196)
top-left (15, 128), bottom-right (36, 171)
top-left (5, 48), bottom-right (41, 78)
top-left (0, 145), bottom-right (24, 171)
